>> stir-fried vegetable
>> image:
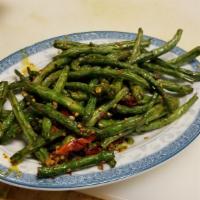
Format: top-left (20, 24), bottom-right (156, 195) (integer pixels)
top-left (0, 28), bottom-right (199, 178)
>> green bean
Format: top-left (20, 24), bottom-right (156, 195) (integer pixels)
top-left (65, 81), bottom-right (111, 96)
top-left (101, 131), bottom-right (132, 149)
top-left (37, 151), bottom-right (115, 178)
top-left (53, 40), bottom-right (87, 49)
top-left (53, 39), bottom-right (151, 50)
top-left (101, 100), bottom-right (176, 147)
top-left (14, 69), bottom-right (27, 81)
top-left (33, 58), bottom-right (70, 84)
top-left (154, 58), bottom-right (200, 80)
top-left (107, 50), bottom-right (131, 61)
top-left (143, 62), bottom-right (194, 82)
top-left (78, 54), bottom-right (121, 67)
top-left (62, 135), bottom-right (76, 145)
top-left (42, 117), bottom-right (52, 139)
top-left (69, 91), bottom-right (88, 101)
top-left (98, 119), bottom-right (119, 129)
top-left (97, 115), bottom-right (143, 139)
top-left (130, 85), bottom-right (145, 102)
top-left (35, 148), bottom-right (49, 164)
top-left (0, 108), bottom-right (36, 144)
top-left (29, 102), bottom-right (81, 135)
top-left (65, 82), bottom-right (93, 94)
top-left (27, 67), bottom-right (40, 78)
top-left (101, 103), bottom-right (166, 148)
top-left (129, 28), bottom-right (143, 62)
top-left (127, 66), bottom-right (172, 111)
top-left (70, 59), bottom-right (81, 71)
top-left (110, 79), bottom-right (123, 94)
top-left (9, 92), bottom-right (37, 144)
top-left (143, 103), bottom-right (167, 125)
top-left (130, 29), bottom-right (183, 63)
top-left (137, 94), bottom-right (152, 105)
top-left (54, 66), bottom-right (69, 93)
top-left (165, 94), bottom-right (180, 111)
top-left (69, 67), bottom-right (150, 88)
top-left (168, 46), bottom-right (200, 67)
top-left (76, 55), bottom-right (171, 107)
top-left (62, 89), bottom-right (70, 97)
top-left (106, 39), bottom-right (150, 49)
top-left (0, 123), bottom-right (21, 144)
top-left (115, 93), bottom-right (158, 115)
top-left (94, 81), bottom-right (115, 97)
top-left (8, 80), bottom-right (25, 92)
top-left (24, 82), bottom-right (84, 115)
top-left (83, 79), bottom-right (98, 123)
top-left (0, 81), bottom-right (8, 115)
top-left (42, 67), bottom-right (69, 140)
top-left (10, 130), bottom-right (66, 165)
top-left (0, 110), bottom-right (11, 120)
top-left (42, 70), bottom-right (62, 87)
top-left (157, 79), bottom-right (193, 95)
top-left (137, 94), bottom-right (198, 132)
top-left (107, 159), bottom-right (117, 168)
top-left (86, 87), bottom-right (128, 127)
top-left (0, 101), bottom-right (25, 139)
top-left (54, 46), bottom-right (119, 60)
top-left (63, 89), bottom-right (88, 101)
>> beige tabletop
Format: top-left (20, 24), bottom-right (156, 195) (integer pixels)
top-left (0, 0), bottom-right (200, 200)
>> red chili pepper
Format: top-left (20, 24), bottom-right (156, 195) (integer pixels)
top-left (51, 125), bottom-right (59, 133)
top-left (99, 112), bottom-right (107, 119)
top-left (120, 95), bottom-right (137, 107)
top-left (85, 146), bottom-right (101, 155)
top-left (60, 109), bottom-right (70, 116)
top-left (55, 136), bottom-right (96, 155)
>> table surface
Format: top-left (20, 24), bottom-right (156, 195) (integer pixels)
top-left (0, 0), bottom-right (200, 200)
top-left (0, 183), bottom-right (101, 200)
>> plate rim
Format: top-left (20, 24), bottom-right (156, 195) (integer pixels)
top-left (0, 31), bottom-right (200, 190)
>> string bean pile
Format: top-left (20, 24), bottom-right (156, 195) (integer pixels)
top-left (0, 29), bottom-right (199, 178)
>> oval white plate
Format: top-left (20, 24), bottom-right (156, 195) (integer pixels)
top-left (0, 31), bottom-right (200, 190)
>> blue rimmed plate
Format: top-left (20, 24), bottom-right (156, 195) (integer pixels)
top-left (0, 31), bottom-right (200, 190)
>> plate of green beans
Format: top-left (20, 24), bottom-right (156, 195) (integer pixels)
top-left (0, 29), bottom-right (200, 190)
